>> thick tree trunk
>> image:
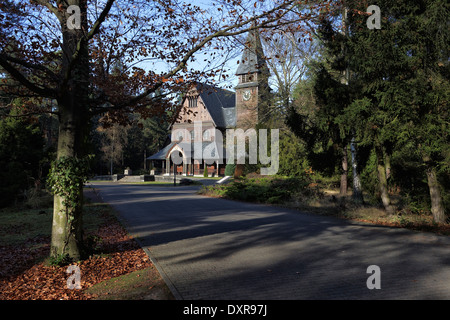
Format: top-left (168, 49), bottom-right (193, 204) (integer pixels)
top-left (51, 189), bottom-right (84, 261)
top-left (422, 156), bottom-right (446, 223)
top-left (340, 144), bottom-right (348, 196)
top-left (50, 1), bottom-right (89, 261)
top-left (375, 144), bottom-right (394, 215)
top-left (50, 108), bottom-right (86, 261)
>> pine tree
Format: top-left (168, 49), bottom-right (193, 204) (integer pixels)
top-left (300, 17), bottom-right (354, 197)
top-left (345, 0), bottom-right (449, 221)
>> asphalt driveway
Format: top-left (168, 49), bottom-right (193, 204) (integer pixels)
top-left (88, 182), bottom-right (450, 300)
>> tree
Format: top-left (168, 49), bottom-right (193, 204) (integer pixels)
top-left (288, 77), bottom-right (338, 177)
top-left (278, 129), bottom-right (310, 177)
top-left (0, 104), bottom-right (44, 207)
top-left (292, 16), bottom-right (354, 197)
top-left (262, 20), bottom-right (319, 126)
top-left (0, 0), bottom-right (337, 261)
top-left (98, 122), bottom-right (129, 174)
top-left (345, 0), bottom-right (449, 221)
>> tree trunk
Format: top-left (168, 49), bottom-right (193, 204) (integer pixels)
top-left (423, 157), bottom-right (446, 223)
top-left (375, 144), bottom-right (394, 214)
top-left (50, 105), bottom-right (86, 261)
top-left (50, 1), bottom-right (89, 261)
top-left (385, 152), bottom-right (391, 181)
top-left (351, 137), bottom-right (363, 204)
top-left (340, 144), bottom-right (348, 196)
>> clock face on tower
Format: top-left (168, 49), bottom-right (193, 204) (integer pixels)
top-left (242, 89), bottom-right (252, 101)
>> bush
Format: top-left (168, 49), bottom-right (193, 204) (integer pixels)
top-left (278, 132), bottom-right (310, 177)
top-left (204, 176), bottom-right (315, 204)
top-left (0, 108), bottom-right (44, 207)
top-left (0, 162), bottom-right (29, 207)
top-left (224, 164), bottom-right (236, 176)
top-left (24, 187), bottom-right (54, 209)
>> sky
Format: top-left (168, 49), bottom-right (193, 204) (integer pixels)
top-left (135, 0), bottom-right (266, 92)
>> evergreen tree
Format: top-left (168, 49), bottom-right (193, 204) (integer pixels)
top-left (288, 16), bottom-right (355, 196)
top-left (0, 105), bottom-right (44, 207)
top-left (345, 0), bottom-right (449, 221)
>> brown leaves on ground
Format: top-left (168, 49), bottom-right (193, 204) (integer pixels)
top-left (0, 220), bottom-right (152, 300)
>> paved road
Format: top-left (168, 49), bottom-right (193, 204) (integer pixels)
top-left (88, 182), bottom-right (450, 300)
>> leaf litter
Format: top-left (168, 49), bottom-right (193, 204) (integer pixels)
top-left (0, 216), bottom-right (152, 300)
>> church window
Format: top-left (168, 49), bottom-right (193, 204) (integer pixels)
top-left (242, 74), bottom-right (254, 83)
top-left (174, 130), bottom-right (184, 141)
top-left (203, 129), bottom-right (211, 141)
top-left (188, 95), bottom-right (198, 108)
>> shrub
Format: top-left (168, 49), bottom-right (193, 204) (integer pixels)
top-left (24, 187), bottom-right (53, 209)
top-left (224, 164), bottom-right (236, 176)
top-left (203, 176), bottom-right (316, 205)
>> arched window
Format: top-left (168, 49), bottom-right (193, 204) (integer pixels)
top-left (203, 129), bottom-right (211, 141)
top-left (188, 95), bottom-right (198, 108)
top-left (173, 130), bottom-right (184, 141)
top-left (241, 74), bottom-right (254, 83)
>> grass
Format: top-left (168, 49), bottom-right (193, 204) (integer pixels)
top-left (0, 193), bottom-right (108, 248)
top-left (84, 266), bottom-right (174, 300)
top-left (0, 207), bottom-right (52, 247)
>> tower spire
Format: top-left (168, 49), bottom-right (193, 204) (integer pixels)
top-left (236, 29), bottom-right (269, 76)
top-left (235, 28), bottom-right (271, 129)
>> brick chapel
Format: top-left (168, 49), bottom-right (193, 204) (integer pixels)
top-left (148, 29), bottom-right (270, 176)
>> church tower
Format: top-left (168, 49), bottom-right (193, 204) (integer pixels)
top-left (235, 29), bottom-right (270, 129)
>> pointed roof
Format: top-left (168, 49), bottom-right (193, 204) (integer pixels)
top-left (147, 142), bottom-right (177, 160)
top-left (235, 29), bottom-right (269, 76)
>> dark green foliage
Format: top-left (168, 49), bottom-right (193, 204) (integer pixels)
top-left (0, 109), bottom-right (44, 207)
top-left (287, 17), bottom-right (354, 186)
top-left (344, 0), bottom-right (449, 220)
top-left (287, 80), bottom-right (340, 177)
top-left (206, 176), bottom-right (317, 205)
top-left (285, 0), bottom-right (448, 221)
top-left (224, 163), bottom-right (236, 176)
top-left (0, 162), bottom-right (28, 207)
top-left (47, 155), bottom-right (93, 217)
top-left (278, 132), bottom-right (310, 177)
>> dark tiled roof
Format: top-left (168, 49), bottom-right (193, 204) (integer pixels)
top-left (196, 83), bottom-right (236, 128)
top-left (236, 30), bottom-right (270, 76)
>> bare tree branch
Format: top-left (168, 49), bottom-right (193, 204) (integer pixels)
top-left (30, 0), bottom-right (63, 22)
top-left (61, 0), bottom-right (116, 91)
top-left (87, 0), bottom-right (115, 41)
top-left (0, 53), bottom-right (59, 82)
top-left (114, 0), bottom-right (300, 110)
top-left (0, 55), bottom-right (58, 98)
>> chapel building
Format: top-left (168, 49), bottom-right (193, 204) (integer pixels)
top-left (148, 30), bottom-right (270, 176)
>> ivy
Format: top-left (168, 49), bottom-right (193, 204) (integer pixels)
top-left (47, 155), bottom-right (93, 218)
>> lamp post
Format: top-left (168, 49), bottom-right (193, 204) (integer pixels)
top-left (174, 161), bottom-right (176, 186)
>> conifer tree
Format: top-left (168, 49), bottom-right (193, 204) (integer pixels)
top-left (345, 0), bottom-right (449, 221)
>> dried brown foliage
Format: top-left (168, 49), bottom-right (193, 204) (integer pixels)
top-left (0, 218), bottom-right (151, 300)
